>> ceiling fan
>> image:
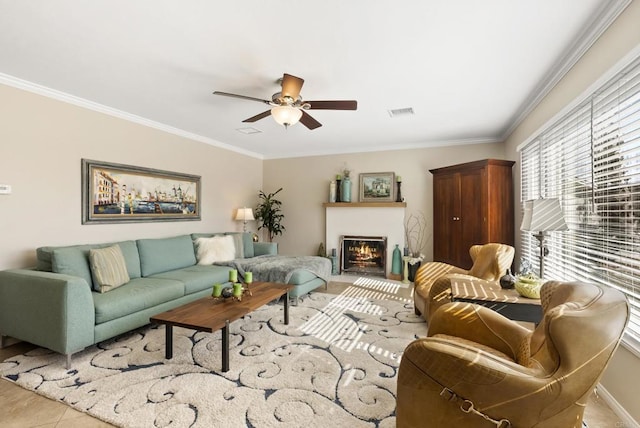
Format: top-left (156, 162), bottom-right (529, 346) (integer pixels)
top-left (213, 73), bottom-right (357, 130)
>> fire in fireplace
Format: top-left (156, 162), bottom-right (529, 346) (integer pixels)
top-left (340, 236), bottom-right (387, 277)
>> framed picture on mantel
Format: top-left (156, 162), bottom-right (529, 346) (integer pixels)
top-left (359, 172), bottom-right (395, 202)
top-left (81, 159), bottom-right (201, 224)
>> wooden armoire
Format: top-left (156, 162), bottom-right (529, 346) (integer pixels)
top-left (430, 159), bottom-right (515, 269)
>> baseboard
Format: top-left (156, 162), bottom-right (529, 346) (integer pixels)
top-left (0, 336), bottom-right (21, 349)
top-left (596, 383), bottom-right (640, 428)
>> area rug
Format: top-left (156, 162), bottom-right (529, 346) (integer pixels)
top-left (1, 285), bottom-right (425, 428)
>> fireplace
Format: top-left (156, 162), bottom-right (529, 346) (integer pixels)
top-left (340, 236), bottom-right (387, 277)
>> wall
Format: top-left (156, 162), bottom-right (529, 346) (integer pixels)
top-left (0, 83), bottom-right (263, 270)
top-left (262, 143), bottom-right (506, 258)
top-left (503, 1), bottom-right (640, 424)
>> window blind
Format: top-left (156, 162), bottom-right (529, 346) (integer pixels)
top-left (520, 55), bottom-right (640, 349)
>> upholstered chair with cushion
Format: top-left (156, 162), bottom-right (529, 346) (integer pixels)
top-left (396, 281), bottom-right (629, 428)
top-left (413, 243), bottom-right (515, 321)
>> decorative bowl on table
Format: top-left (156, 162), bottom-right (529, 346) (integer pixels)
top-left (514, 274), bottom-right (543, 299)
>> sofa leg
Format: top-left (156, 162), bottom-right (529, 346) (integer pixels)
top-left (414, 305), bottom-right (421, 316)
top-left (65, 353), bottom-right (72, 370)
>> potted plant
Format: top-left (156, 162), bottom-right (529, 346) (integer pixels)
top-left (404, 212), bottom-right (429, 281)
top-left (255, 188), bottom-right (286, 242)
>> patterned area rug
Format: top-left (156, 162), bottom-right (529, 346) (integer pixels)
top-left (0, 286), bottom-right (425, 427)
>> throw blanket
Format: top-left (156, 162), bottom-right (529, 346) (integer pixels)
top-left (215, 255), bottom-right (331, 284)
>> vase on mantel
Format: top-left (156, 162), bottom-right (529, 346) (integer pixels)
top-left (341, 176), bottom-right (352, 202)
top-left (396, 181), bottom-right (403, 202)
top-left (329, 180), bottom-right (337, 203)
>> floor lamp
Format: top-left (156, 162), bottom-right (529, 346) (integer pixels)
top-left (520, 198), bottom-right (568, 278)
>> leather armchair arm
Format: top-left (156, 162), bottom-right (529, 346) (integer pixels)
top-left (414, 262), bottom-right (467, 290)
top-left (428, 302), bottom-right (532, 360)
top-left (401, 337), bottom-right (559, 426)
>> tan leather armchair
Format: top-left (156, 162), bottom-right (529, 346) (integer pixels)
top-left (397, 281), bottom-right (630, 428)
top-left (413, 243), bottom-right (514, 321)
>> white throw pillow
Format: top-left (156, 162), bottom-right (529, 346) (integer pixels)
top-left (195, 235), bottom-right (236, 265)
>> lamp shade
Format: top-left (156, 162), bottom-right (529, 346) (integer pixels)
top-left (271, 105), bottom-right (303, 127)
top-left (520, 198), bottom-right (568, 232)
top-left (235, 207), bottom-right (255, 221)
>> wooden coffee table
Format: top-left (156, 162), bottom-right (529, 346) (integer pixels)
top-left (150, 281), bottom-right (293, 372)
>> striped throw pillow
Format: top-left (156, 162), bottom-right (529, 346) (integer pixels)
top-left (89, 245), bottom-right (130, 293)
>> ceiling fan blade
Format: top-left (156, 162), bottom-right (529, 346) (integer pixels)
top-left (242, 110), bottom-right (272, 123)
top-left (306, 100), bottom-right (358, 110)
top-left (281, 73), bottom-right (304, 100)
top-left (213, 91), bottom-right (271, 105)
top-left (299, 111), bottom-right (322, 130)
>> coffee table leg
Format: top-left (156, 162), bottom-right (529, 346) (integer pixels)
top-left (165, 324), bottom-right (173, 359)
top-left (284, 291), bottom-right (290, 325)
top-left (222, 320), bottom-right (230, 372)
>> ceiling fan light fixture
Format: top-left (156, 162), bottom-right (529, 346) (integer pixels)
top-left (271, 105), bottom-right (302, 128)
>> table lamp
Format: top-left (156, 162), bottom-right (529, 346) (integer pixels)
top-left (235, 207), bottom-right (255, 232)
top-left (520, 198), bottom-right (568, 278)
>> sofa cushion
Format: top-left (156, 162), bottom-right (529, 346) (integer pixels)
top-left (228, 233), bottom-right (245, 259)
top-left (137, 235), bottom-right (197, 276)
top-left (226, 232), bottom-right (253, 258)
top-left (194, 235), bottom-right (236, 264)
top-left (50, 241), bottom-right (141, 288)
top-left (287, 269), bottom-right (320, 284)
top-left (93, 277), bottom-right (185, 324)
top-left (89, 245), bottom-right (130, 293)
top-left (150, 265), bottom-right (230, 294)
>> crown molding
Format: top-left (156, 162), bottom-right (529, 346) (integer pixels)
top-left (0, 72), bottom-right (264, 160)
top-left (262, 137), bottom-right (502, 160)
top-left (515, 42), bottom-right (640, 153)
top-left (501, 0), bottom-right (632, 141)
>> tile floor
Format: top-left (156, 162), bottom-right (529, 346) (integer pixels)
top-left (0, 277), bottom-right (625, 427)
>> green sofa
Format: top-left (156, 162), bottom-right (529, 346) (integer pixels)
top-left (0, 232), bottom-right (329, 367)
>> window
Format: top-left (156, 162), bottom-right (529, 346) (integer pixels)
top-left (520, 55), bottom-right (640, 349)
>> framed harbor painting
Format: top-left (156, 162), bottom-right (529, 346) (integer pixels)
top-left (359, 172), bottom-right (395, 202)
top-left (82, 159), bottom-right (201, 224)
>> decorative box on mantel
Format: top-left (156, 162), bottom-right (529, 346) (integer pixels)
top-left (323, 202), bottom-right (406, 278)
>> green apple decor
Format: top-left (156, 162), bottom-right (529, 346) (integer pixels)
top-left (514, 273), bottom-right (543, 298)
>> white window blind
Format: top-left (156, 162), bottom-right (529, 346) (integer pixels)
top-left (520, 55), bottom-right (640, 349)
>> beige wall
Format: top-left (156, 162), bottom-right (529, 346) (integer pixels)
top-left (504, 1), bottom-right (640, 424)
top-left (262, 143), bottom-right (506, 258)
top-left (0, 83), bottom-right (263, 270)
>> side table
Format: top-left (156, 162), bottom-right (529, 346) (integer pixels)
top-left (449, 276), bottom-right (542, 324)
top-left (402, 256), bottom-right (410, 284)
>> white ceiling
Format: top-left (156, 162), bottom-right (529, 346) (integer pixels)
top-left (0, 1), bottom-right (629, 159)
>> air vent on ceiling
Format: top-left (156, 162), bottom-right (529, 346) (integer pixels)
top-left (388, 107), bottom-right (415, 118)
top-left (236, 127), bottom-right (262, 135)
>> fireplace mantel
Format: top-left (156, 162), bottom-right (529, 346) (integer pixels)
top-left (323, 202), bottom-right (406, 208)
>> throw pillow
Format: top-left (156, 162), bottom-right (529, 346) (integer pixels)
top-left (228, 233), bottom-right (245, 259)
top-left (195, 235), bottom-right (236, 265)
top-left (89, 245), bottom-right (130, 293)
